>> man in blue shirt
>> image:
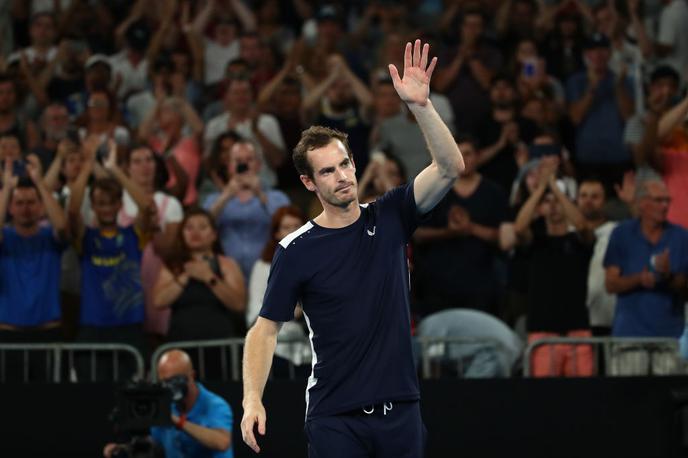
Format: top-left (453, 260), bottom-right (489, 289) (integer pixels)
top-left (604, 177), bottom-right (688, 337)
top-left (604, 177), bottom-right (688, 375)
top-left (0, 155), bottom-right (67, 380)
top-left (241, 40), bottom-right (464, 457)
top-left (566, 33), bottom-right (634, 183)
top-left (104, 349), bottom-right (234, 458)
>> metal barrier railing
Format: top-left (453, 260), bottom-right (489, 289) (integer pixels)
top-left (523, 337), bottom-right (683, 377)
top-left (151, 336), bottom-right (518, 382)
top-left (0, 343), bottom-right (145, 383)
top-left (416, 336), bottom-right (517, 378)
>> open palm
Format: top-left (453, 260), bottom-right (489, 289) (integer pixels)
top-left (388, 39), bottom-right (437, 107)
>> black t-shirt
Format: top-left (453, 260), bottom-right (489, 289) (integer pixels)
top-left (413, 178), bottom-right (507, 313)
top-left (260, 183), bottom-right (423, 419)
top-left (475, 116), bottom-right (537, 193)
top-left (525, 219), bottom-right (592, 333)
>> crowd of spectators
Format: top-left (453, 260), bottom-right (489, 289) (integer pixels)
top-left (1, 0), bottom-right (688, 380)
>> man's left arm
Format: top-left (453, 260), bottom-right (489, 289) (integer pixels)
top-left (389, 39), bottom-right (465, 215)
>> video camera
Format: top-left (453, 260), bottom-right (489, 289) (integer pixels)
top-left (109, 382), bottom-right (174, 458)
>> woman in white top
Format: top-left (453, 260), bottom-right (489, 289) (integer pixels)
top-left (119, 146), bottom-right (184, 338)
top-left (248, 205), bottom-right (311, 378)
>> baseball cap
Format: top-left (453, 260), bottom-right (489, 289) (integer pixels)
top-left (584, 33), bottom-right (611, 50)
top-left (316, 5), bottom-right (343, 23)
top-left (84, 54), bottom-right (111, 71)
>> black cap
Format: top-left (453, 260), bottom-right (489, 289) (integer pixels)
top-left (650, 65), bottom-right (680, 85)
top-left (584, 33), bottom-right (611, 50)
top-left (316, 4), bottom-right (342, 23)
top-left (125, 20), bottom-right (151, 52)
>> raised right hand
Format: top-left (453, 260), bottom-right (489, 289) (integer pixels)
top-left (241, 398), bottom-right (267, 453)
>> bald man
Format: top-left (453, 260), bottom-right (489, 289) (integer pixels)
top-left (104, 349), bottom-right (234, 458)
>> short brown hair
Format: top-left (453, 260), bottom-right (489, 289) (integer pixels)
top-left (90, 177), bottom-right (122, 201)
top-left (292, 126), bottom-right (352, 178)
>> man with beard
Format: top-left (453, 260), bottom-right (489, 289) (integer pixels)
top-left (475, 74), bottom-right (536, 193)
top-left (32, 102), bottom-right (72, 171)
top-left (241, 40), bottom-right (463, 457)
top-left (577, 178), bottom-right (617, 336)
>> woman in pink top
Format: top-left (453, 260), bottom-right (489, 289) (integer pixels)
top-left (139, 96), bottom-right (203, 206)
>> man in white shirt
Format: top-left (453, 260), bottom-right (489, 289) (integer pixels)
top-left (9, 12), bottom-right (57, 68)
top-left (204, 78), bottom-right (285, 188)
top-left (577, 177), bottom-right (617, 336)
top-left (109, 22), bottom-right (150, 101)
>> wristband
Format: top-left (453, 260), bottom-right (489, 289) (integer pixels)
top-left (176, 414), bottom-right (186, 430)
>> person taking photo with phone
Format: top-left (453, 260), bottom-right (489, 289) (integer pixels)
top-left (203, 139), bottom-right (289, 282)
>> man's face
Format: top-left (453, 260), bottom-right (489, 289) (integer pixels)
top-left (85, 64), bottom-right (111, 90)
top-left (374, 83), bottom-right (401, 118)
top-left (327, 78), bottom-right (353, 110)
top-left (9, 187), bottom-right (43, 228)
top-left (91, 188), bottom-right (121, 227)
top-left (62, 151), bottom-right (84, 182)
top-left (30, 15), bottom-right (56, 48)
top-left (127, 148), bottom-right (156, 187)
top-left (227, 143), bottom-right (260, 179)
top-left (214, 23), bottom-right (237, 47)
top-left (225, 80), bottom-right (253, 113)
top-left (577, 181), bottom-right (606, 221)
top-left (0, 81), bottom-right (16, 113)
top-left (274, 83), bottom-right (302, 115)
top-left (239, 37), bottom-right (261, 66)
top-left (317, 20), bottom-right (342, 45)
top-left (490, 80), bottom-right (515, 106)
top-left (461, 14), bottom-right (483, 44)
top-left (585, 47), bottom-right (610, 73)
top-left (512, 1), bottom-right (535, 30)
top-left (301, 139), bottom-right (357, 209)
top-left (0, 136), bottom-right (21, 161)
top-left (638, 181), bottom-right (671, 224)
top-left (43, 105), bottom-right (70, 141)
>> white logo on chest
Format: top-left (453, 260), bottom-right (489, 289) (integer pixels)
top-left (367, 227), bottom-right (376, 236)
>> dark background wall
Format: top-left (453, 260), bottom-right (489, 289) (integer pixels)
top-left (4, 377), bottom-right (688, 457)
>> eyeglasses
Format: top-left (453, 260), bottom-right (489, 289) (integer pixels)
top-left (645, 196), bottom-right (672, 204)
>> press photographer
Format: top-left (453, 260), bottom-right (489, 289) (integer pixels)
top-left (104, 349), bottom-right (235, 458)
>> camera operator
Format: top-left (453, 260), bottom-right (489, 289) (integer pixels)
top-left (204, 139), bottom-right (289, 281)
top-left (104, 349), bottom-right (234, 458)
